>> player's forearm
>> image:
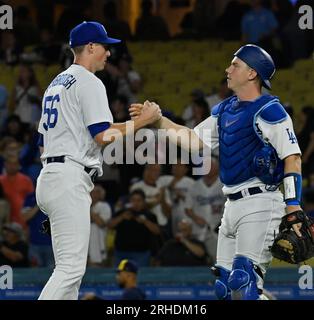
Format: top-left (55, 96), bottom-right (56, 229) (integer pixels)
top-left (186, 209), bottom-right (207, 226)
top-left (143, 220), bottom-right (160, 235)
top-left (0, 246), bottom-right (23, 262)
top-left (91, 213), bottom-right (106, 227)
top-left (181, 239), bottom-right (205, 258)
top-left (160, 200), bottom-right (171, 218)
top-left (155, 116), bottom-right (203, 152)
top-left (96, 118), bottom-right (152, 146)
top-left (283, 154), bottom-right (302, 214)
top-left (107, 215), bottom-right (124, 229)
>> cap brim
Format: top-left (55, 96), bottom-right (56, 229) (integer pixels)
top-left (101, 37), bottom-right (121, 44)
top-left (262, 80), bottom-right (271, 90)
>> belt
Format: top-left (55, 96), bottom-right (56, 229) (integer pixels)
top-left (46, 156), bottom-right (98, 182)
top-left (227, 187), bottom-right (263, 201)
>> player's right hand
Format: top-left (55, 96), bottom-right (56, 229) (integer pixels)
top-left (138, 100), bottom-right (162, 125)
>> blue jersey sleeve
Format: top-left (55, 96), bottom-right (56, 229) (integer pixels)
top-left (88, 122), bottom-right (111, 138)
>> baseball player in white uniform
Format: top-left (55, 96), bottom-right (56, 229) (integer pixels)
top-left (130, 44), bottom-right (303, 300)
top-left (36, 21), bottom-right (161, 300)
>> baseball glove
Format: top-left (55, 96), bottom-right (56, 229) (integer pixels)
top-left (270, 210), bottom-right (314, 264)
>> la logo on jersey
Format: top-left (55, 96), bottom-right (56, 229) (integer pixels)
top-left (0, 265), bottom-right (13, 290)
top-left (286, 128), bottom-right (297, 144)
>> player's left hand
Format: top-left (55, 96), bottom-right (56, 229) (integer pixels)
top-left (271, 210), bottom-right (314, 264)
top-left (285, 205), bottom-right (303, 237)
top-left (129, 103), bottom-right (143, 120)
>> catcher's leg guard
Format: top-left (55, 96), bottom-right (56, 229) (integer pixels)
top-left (211, 265), bottom-right (231, 300)
top-left (228, 255), bottom-right (263, 300)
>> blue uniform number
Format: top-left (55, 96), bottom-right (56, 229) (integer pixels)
top-left (43, 94), bottom-right (60, 131)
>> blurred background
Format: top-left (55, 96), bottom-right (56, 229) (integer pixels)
top-left (0, 0), bottom-right (313, 300)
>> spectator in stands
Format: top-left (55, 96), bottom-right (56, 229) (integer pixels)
top-left (176, 11), bottom-right (197, 39)
top-left (116, 259), bottom-right (146, 300)
top-left (0, 184), bottom-right (10, 240)
top-left (108, 189), bottom-right (160, 267)
top-left (193, 0), bottom-right (217, 38)
top-left (19, 130), bottom-right (42, 184)
top-left (159, 161), bottom-right (195, 236)
top-left (0, 31), bottom-right (23, 66)
top-left (0, 137), bottom-right (21, 174)
top-left (297, 106), bottom-right (314, 177)
top-left (241, 0), bottom-right (278, 44)
top-left (33, 28), bottom-right (61, 65)
top-left (185, 97), bottom-right (210, 129)
top-left (270, 0), bottom-right (294, 29)
top-left (216, 0), bottom-right (250, 40)
top-left (182, 89), bottom-right (206, 123)
top-left (185, 158), bottom-right (225, 262)
top-left (130, 164), bottom-right (171, 237)
top-left (103, 1), bottom-right (132, 41)
top-left (156, 219), bottom-right (207, 266)
top-left (135, 0), bottom-right (170, 41)
top-left (21, 191), bottom-right (54, 268)
top-left (88, 185), bottom-right (112, 267)
top-left (0, 222), bottom-right (29, 268)
top-left (14, 6), bottom-right (39, 47)
top-left (1, 115), bottom-right (25, 143)
top-left (111, 95), bottom-right (130, 123)
top-left (0, 85), bottom-right (8, 131)
top-left (11, 64), bottom-right (42, 127)
top-left (282, 0), bottom-right (313, 63)
top-left (55, 2), bottom-right (91, 42)
top-left (205, 78), bottom-right (233, 111)
top-left (115, 54), bottom-right (142, 105)
top-left (0, 156), bottom-right (34, 228)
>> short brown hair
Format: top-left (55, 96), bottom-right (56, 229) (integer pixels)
top-left (71, 45), bottom-right (86, 55)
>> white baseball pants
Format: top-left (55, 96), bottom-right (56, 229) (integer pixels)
top-left (36, 162), bottom-right (94, 300)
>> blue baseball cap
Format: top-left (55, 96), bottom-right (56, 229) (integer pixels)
top-left (116, 259), bottom-right (138, 274)
top-left (234, 44), bottom-right (275, 90)
top-left (69, 21), bottom-right (121, 48)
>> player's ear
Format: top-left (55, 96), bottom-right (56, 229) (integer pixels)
top-left (87, 43), bottom-right (94, 54)
top-left (248, 68), bottom-right (258, 81)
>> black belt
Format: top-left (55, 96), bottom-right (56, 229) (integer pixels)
top-left (46, 156), bottom-right (98, 182)
top-left (227, 187), bottom-right (263, 201)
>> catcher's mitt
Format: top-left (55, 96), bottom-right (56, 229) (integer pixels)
top-left (270, 210), bottom-right (314, 264)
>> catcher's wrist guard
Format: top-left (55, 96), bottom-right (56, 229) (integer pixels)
top-left (271, 210), bottom-right (314, 264)
top-left (283, 173), bottom-right (302, 206)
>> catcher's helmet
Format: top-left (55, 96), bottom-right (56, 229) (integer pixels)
top-left (234, 44), bottom-right (275, 90)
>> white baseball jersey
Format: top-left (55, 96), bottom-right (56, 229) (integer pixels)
top-left (194, 112), bottom-right (301, 194)
top-left (186, 177), bottom-right (225, 241)
top-left (38, 64), bottom-right (113, 175)
top-left (158, 175), bottom-right (195, 233)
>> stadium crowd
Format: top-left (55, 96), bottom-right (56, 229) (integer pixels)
top-left (0, 0), bottom-right (313, 269)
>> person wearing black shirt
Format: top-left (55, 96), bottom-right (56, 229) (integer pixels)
top-left (156, 219), bottom-right (207, 266)
top-left (108, 189), bottom-right (160, 267)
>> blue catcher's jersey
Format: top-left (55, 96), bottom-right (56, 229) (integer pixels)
top-left (212, 94), bottom-right (280, 186)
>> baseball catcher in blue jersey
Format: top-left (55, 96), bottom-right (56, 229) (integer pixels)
top-left (130, 44), bottom-right (314, 300)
